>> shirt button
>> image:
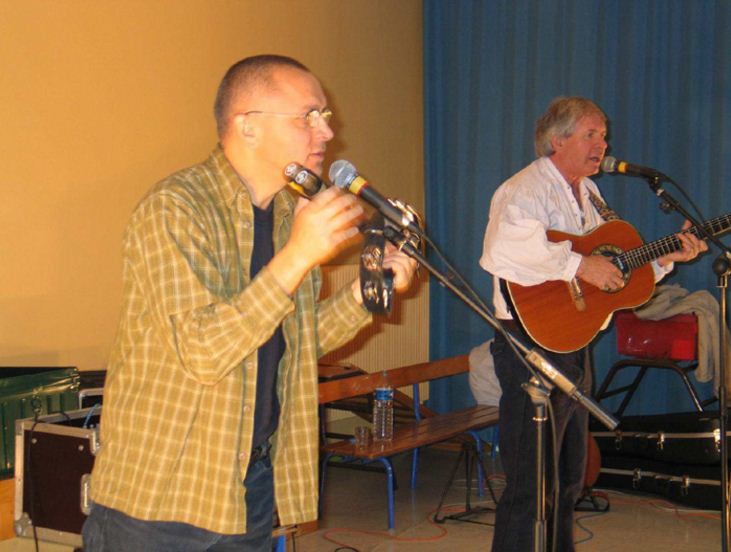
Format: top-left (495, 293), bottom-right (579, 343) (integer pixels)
top-left (242, 221), bottom-right (251, 229)
top-left (243, 405), bottom-right (251, 413)
top-left (239, 452), bottom-right (247, 461)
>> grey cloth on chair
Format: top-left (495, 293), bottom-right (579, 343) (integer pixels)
top-left (468, 339), bottom-right (502, 406)
top-left (633, 283), bottom-right (731, 392)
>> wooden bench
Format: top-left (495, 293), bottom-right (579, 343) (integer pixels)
top-left (318, 355), bottom-right (500, 530)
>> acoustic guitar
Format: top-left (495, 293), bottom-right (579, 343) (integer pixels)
top-left (506, 213), bottom-right (731, 353)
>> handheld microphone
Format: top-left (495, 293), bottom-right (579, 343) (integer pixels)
top-left (283, 162), bottom-right (326, 198)
top-left (328, 160), bottom-right (423, 236)
top-left (600, 156), bottom-right (666, 180)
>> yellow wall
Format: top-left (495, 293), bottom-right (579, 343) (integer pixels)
top-left (0, 0), bottom-right (425, 371)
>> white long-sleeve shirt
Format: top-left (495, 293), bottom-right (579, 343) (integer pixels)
top-left (480, 157), bottom-right (671, 319)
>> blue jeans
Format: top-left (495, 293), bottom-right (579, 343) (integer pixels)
top-left (490, 329), bottom-right (591, 552)
top-left (82, 456), bottom-right (274, 552)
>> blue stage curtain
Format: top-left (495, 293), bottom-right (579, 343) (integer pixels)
top-left (424, 0), bottom-right (731, 415)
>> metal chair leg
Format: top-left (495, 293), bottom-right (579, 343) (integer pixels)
top-left (375, 457), bottom-right (396, 530)
top-left (410, 447), bottom-right (420, 488)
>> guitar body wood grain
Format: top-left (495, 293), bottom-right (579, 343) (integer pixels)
top-left (506, 220), bottom-right (656, 352)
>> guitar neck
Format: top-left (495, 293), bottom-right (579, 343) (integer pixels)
top-left (618, 213), bottom-right (731, 270)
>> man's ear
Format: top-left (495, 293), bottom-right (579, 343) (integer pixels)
top-left (234, 114), bottom-right (258, 146)
top-left (550, 133), bottom-right (564, 152)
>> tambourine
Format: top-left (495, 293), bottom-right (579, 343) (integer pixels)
top-left (359, 205), bottom-right (422, 315)
top-left (282, 162), bottom-right (422, 315)
top-left (359, 213), bottom-right (394, 314)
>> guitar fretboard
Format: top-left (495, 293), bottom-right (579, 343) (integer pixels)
top-left (617, 213), bottom-right (731, 270)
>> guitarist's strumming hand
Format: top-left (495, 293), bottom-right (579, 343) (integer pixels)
top-left (576, 254), bottom-right (624, 293)
top-left (656, 220), bottom-right (708, 266)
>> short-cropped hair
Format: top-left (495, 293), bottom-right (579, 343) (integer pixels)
top-left (213, 54), bottom-right (310, 138)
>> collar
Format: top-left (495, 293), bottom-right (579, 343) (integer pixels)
top-left (540, 156), bottom-right (590, 201)
top-left (207, 144), bottom-right (296, 219)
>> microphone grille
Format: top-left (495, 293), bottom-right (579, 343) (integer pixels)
top-left (600, 156), bottom-right (618, 173)
top-left (329, 159), bottom-right (356, 190)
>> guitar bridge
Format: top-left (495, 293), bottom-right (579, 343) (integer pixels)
top-left (567, 278), bottom-right (586, 311)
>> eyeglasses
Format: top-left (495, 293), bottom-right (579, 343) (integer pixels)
top-left (241, 108), bottom-right (333, 129)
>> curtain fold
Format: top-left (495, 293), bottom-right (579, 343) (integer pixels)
top-left (424, 0), bottom-right (730, 414)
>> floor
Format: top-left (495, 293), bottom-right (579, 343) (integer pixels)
top-left (0, 443), bottom-right (722, 551)
top-left (295, 446), bottom-right (721, 552)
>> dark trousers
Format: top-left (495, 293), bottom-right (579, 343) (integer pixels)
top-left (82, 456), bottom-right (274, 552)
top-left (490, 329), bottom-right (591, 552)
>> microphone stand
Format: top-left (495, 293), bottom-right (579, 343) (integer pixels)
top-left (643, 175), bottom-right (731, 551)
top-left (716, 253), bottom-right (731, 552)
top-left (382, 225), bottom-right (619, 552)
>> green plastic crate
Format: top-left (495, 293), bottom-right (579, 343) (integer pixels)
top-left (0, 367), bottom-right (80, 478)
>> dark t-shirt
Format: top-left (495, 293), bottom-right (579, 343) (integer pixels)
top-left (250, 202), bottom-right (285, 450)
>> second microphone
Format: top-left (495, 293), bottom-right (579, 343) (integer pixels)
top-left (328, 160), bottom-right (423, 237)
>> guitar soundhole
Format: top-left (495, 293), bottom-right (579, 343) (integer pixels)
top-left (593, 244), bottom-right (631, 290)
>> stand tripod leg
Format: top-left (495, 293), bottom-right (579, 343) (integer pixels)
top-left (472, 440), bottom-right (499, 506)
top-left (464, 444), bottom-right (475, 511)
top-left (433, 445), bottom-right (467, 523)
top-left (434, 441), bottom-right (497, 525)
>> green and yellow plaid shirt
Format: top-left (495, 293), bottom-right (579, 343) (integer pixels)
top-left (91, 146), bottom-right (370, 534)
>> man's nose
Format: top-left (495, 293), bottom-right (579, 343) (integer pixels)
top-left (314, 118), bottom-right (334, 141)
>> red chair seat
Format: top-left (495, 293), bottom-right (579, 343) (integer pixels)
top-left (595, 311), bottom-right (704, 417)
top-left (615, 311), bottom-right (697, 361)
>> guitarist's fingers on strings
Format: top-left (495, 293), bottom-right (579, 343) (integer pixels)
top-left (656, 220), bottom-right (709, 267)
top-left (576, 254), bottom-right (625, 292)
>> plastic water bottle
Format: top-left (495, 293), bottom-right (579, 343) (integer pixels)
top-left (372, 374), bottom-right (394, 441)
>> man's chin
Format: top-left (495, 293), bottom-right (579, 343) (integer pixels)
top-left (306, 161), bottom-right (324, 177)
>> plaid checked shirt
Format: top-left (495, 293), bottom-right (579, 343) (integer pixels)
top-left (91, 146), bottom-right (371, 534)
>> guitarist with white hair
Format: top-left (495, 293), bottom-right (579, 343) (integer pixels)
top-left (480, 96), bottom-right (707, 552)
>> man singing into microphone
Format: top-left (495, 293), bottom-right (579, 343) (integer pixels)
top-left (480, 96), bottom-right (706, 552)
top-left (83, 54), bottom-right (417, 551)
